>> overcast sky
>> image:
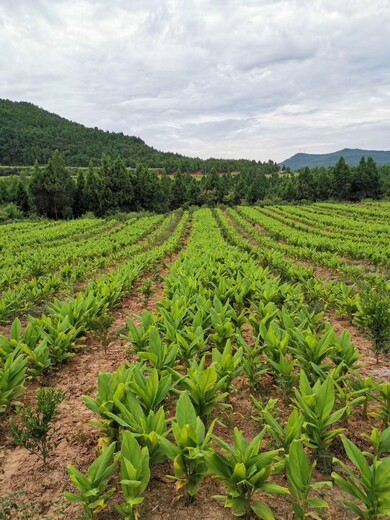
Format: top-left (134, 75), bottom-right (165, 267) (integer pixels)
top-left (1, 0), bottom-right (389, 162)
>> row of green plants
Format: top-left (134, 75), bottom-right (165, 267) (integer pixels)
top-left (262, 205), bottom-right (390, 247)
top-left (0, 217), bottom-right (123, 286)
top-left (63, 208), bottom-right (389, 519)
top-left (0, 212), bottom-right (189, 414)
top-left (315, 201), bottom-right (390, 221)
top-left (215, 207), bottom-right (361, 313)
top-left (243, 206), bottom-right (390, 266)
top-left (0, 216), bottom-right (105, 251)
top-left (0, 215), bottom-right (168, 320)
top-left (272, 204), bottom-right (390, 240)
top-left (0, 210), bottom-right (190, 322)
top-left (229, 206), bottom-right (376, 284)
top-left (216, 208), bottom-right (390, 360)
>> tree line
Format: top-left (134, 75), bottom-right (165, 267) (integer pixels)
top-left (0, 151), bottom-right (387, 220)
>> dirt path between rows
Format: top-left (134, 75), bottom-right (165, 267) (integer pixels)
top-left (324, 311), bottom-right (390, 381)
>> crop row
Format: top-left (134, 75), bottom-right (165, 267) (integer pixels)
top-left (278, 205), bottom-right (390, 238)
top-left (0, 216), bottom-right (155, 287)
top-left (316, 201), bottom-right (390, 220)
top-left (246, 207), bottom-right (390, 266)
top-left (0, 214), bottom-right (178, 322)
top-left (215, 208), bottom-right (363, 315)
top-left (229, 207), bottom-right (377, 283)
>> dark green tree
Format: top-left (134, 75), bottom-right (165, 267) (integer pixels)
top-left (171, 168), bottom-right (188, 208)
top-left (29, 151), bottom-right (75, 219)
top-left (365, 156), bottom-right (382, 199)
top-left (297, 167), bottom-right (316, 201)
top-left (247, 172), bottom-right (268, 203)
top-left (0, 180), bottom-right (9, 204)
top-left (15, 180), bottom-right (30, 214)
top-left (131, 163), bottom-right (161, 211)
top-left (332, 157), bottom-right (351, 200)
top-left (186, 177), bottom-right (201, 206)
top-left (159, 171), bottom-right (173, 212)
top-left (83, 161), bottom-right (101, 214)
top-left (202, 168), bottom-right (224, 203)
top-left (315, 167), bottom-right (333, 200)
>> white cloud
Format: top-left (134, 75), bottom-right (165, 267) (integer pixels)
top-left (0, 0), bottom-right (389, 161)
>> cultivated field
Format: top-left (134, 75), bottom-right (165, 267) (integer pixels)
top-left (0, 202), bottom-right (389, 519)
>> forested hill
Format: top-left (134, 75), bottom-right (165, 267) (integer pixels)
top-left (280, 148), bottom-right (390, 170)
top-left (0, 99), bottom-right (278, 173)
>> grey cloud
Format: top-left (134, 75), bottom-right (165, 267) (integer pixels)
top-left (0, 0), bottom-right (389, 162)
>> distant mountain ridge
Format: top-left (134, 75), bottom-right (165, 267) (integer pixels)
top-left (280, 148), bottom-right (390, 170)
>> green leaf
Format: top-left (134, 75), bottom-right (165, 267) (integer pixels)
top-left (287, 440), bottom-right (310, 490)
top-left (176, 391), bottom-right (197, 429)
top-left (340, 435), bottom-right (371, 481)
top-left (307, 497), bottom-right (329, 509)
top-left (251, 501), bottom-right (275, 520)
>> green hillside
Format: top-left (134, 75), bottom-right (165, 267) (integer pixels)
top-left (280, 148), bottom-right (390, 170)
top-left (0, 99), bottom-right (277, 173)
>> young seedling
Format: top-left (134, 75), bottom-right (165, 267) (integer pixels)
top-left (159, 392), bottom-right (215, 500)
top-left (106, 392), bottom-right (169, 465)
top-left (286, 440), bottom-right (331, 519)
top-left (0, 352), bottom-right (27, 413)
top-left (293, 371), bottom-right (346, 461)
top-left (65, 442), bottom-right (117, 519)
top-left (115, 431), bottom-right (150, 520)
top-left (332, 434), bottom-right (390, 519)
top-left (263, 407), bottom-right (303, 452)
top-left (172, 356), bottom-right (230, 423)
top-left (205, 427), bottom-right (288, 519)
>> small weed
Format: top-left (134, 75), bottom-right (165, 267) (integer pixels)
top-left (139, 278), bottom-right (153, 302)
top-left (0, 492), bottom-right (54, 520)
top-left (92, 313), bottom-right (115, 351)
top-left (359, 285), bottom-right (390, 361)
top-left (8, 387), bottom-right (65, 464)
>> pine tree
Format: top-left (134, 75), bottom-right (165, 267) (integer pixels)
top-left (332, 157), bottom-right (351, 200)
top-left (132, 163), bottom-right (162, 211)
top-left (83, 162), bottom-right (101, 214)
top-left (171, 168), bottom-right (187, 208)
top-left (365, 157), bottom-right (382, 199)
top-left (160, 171), bottom-right (173, 212)
top-left (15, 180), bottom-right (30, 214)
top-left (73, 169), bottom-right (87, 217)
top-left (109, 157), bottom-right (134, 212)
top-left (297, 167), bottom-right (316, 201)
top-left (29, 152), bottom-right (75, 219)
